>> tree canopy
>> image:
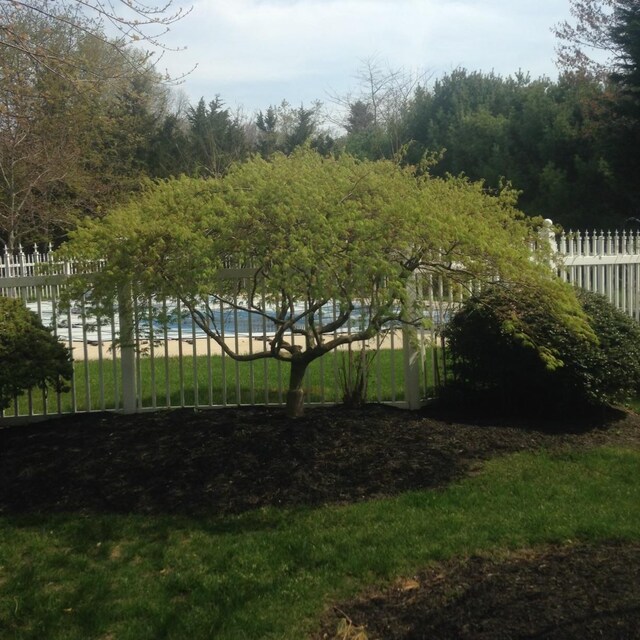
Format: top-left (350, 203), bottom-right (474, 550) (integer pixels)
top-left (4, 4), bottom-right (640, 247)
top-left (0, 2), bottom-right (176, 249)
top-left (607, 1), bottom-right (640, 215)
top-left (62, 149), bottom-right (591, 417)
top-left (0, 0), bottom-right (189, 84)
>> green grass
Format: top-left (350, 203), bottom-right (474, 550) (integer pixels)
top-left (6, 347), bottom-right (447, 416)
top-left (1, 447), bottom-right (639, 639)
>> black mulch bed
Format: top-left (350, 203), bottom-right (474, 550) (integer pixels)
top-left (1, 403), bottom-right (638, 517)
top-left (1, 403), bottom-right (640, 639)
top-left (315, 541), bottom-right (640, 640)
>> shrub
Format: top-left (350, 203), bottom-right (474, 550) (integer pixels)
top-left (444, 285), bottom-right (640, 414)
top-left (577, 289), bottom-right (640, 403)
top-left (338, 346), bottom-right (376, 408)
top-left (0, 297), bottom-right (72, 411)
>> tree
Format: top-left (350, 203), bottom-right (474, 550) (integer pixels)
top-left (0, 67), bottom-right (83, 248)
top-left (83, 61), bottom-right (175, 202)
top-left (62, 149), bottom-right (591, 418)
top-left (336, 58), bottom-right (427, 160)
top-left (610, 1), bottom-right (640, 91)
top-left (0, 296), bottom-right (72, 411)
top-left (0, 0), bottom-right (190, 85)
top-left (553, 0), bottom-right (619, 77)
top-left (342, 99), bottom-right (387, 160)
top-left (551, 2), bottom-right (640, 222)
top-left (255, 105), bottom-right (279, 157)
top-left (186, 97), bottom-right (248, 177)
top-left (0, 4), bottom-right (177, 248)
top-left (284, 104), bottom-right (317, 153)
top-left (254, 100), bottom-right (327, 157)
top-left (607, 1), bottom-right (640, 214)
top-left (0, 6), bottom-right (87, 248)
top-left (401, 69), bottom-right (623, 228)
top-left (145, 111), bottom-right (190, 179)
top-left (345, 100), bottom-right (375, 134)
top-left (555, 1), bottom-right (640, 219)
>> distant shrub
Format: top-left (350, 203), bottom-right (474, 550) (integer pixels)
top-left (444, 285), bottom-right (640, 414)
top-left (0, 297), bottom-right (72, 410)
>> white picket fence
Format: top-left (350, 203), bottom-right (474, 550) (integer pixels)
top-left (556, 228), bottom-right (640, 320)
top-left (2, 223), bottom-right (639, 422)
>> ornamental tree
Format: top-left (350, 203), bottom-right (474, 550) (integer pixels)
top-left (62, 148), bottom-right (592, 417)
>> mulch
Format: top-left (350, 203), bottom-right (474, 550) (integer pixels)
top-left (1, 402), bottom-right (639, 638)
top-left (316, 541), bottom-right (640, 639)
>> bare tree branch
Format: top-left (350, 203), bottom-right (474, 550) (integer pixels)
top-left (0, 0), bottom-right (194, 84)
top-left (553, 0), bottom-right (619, 77)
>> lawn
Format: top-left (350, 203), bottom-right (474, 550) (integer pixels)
top-left (1, 405), bottom-right (639, 639)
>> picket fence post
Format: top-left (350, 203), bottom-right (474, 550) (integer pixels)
top-left (541, 218), bottom-right (557, 259)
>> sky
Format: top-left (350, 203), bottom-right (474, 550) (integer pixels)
top-left (156, 0), bottom-right (577, 116)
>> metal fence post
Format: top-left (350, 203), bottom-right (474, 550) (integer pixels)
top-left (117, 282), bottom-right (137, 414)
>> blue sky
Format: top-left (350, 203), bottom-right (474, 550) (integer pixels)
top-left (157, 0), bottom-right (578, 115)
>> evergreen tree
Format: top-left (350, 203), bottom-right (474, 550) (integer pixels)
top-left (401, 69), bottom-right (620, 228)
top-left (256, 106), bottom-right (279, 157)
top-left (608, 1), bottom-right (640, 215)
top-left (186, 97), bottom-right (248, 177)
top-left (284, 105), bottom-right (317, 153)
top-left (254, 101), bottom-right (331, 156)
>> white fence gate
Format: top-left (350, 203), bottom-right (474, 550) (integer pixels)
top-left (2, 224), bottom-right (638, 423)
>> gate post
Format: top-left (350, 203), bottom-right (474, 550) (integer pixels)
top-left (540, 218), bottom-right (557, 266)
top-left (117, 282), bottom-right (137, 414)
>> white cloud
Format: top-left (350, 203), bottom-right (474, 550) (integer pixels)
top-left (159, 0), bottom-right (573, 112)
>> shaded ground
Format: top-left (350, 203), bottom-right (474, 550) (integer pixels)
top-left (1, 403), bottom-right (640, 638)
top-left (2, 403), bottom-right (639, 517)
top-left (316, 541), bottom-right (640, 639)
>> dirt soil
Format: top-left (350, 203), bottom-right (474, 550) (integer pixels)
top-left (1, 403), bottom-right (640, 638)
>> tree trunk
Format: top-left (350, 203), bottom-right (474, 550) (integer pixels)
top-left (286, 358), bottom-right (308, 418)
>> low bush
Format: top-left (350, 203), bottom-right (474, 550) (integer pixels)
top-left (338, 346), bottom-right (377, 408)
top-left (0, 297), bottom-right (72, 410)
top-left (444, 285), bottom-right (640, 414)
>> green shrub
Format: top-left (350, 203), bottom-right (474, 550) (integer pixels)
top-left (577, 289), bottom-right (640, 403)
top-left (338, 346), bottom-right (376, 408)
top-left (444, 285), bottom-right (640, 414)
top-left (0, 297), bottom-right (72, 410)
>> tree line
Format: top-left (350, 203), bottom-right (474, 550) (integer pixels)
top-left (1, 0), bottom-right (639, 249)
